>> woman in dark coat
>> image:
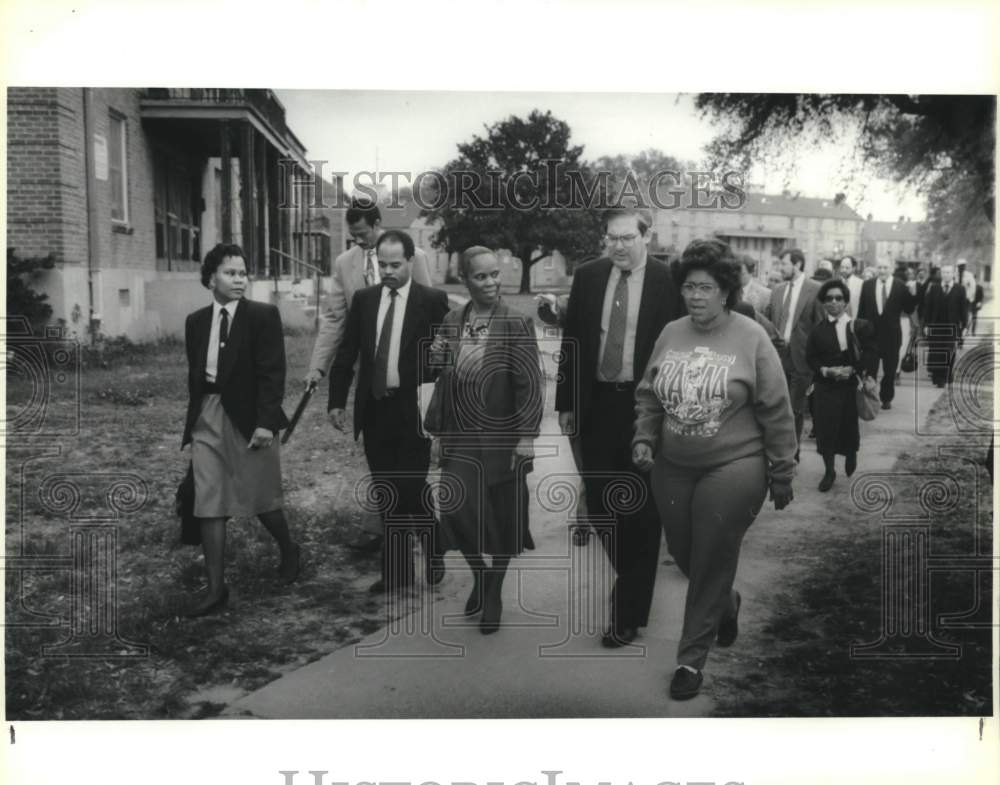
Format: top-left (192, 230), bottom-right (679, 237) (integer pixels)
top-left (182, 243), bottom-right (300, 616)
top-left (428, 246), bottom-right (543, 634)
top-left (805, 278), bottom-right (879, 492)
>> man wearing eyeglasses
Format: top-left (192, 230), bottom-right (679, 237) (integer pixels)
top-left (555, 206), bottom-right (684, 648)
top-left (856, 258), bottom-right (916, 409)
top-left (766, 248), bottom-right (825, 460)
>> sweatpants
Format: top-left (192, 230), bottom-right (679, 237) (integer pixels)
top-left (651, 453), bottom-right (768, 670)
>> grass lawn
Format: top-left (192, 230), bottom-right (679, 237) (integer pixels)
top-left (710, 390), bottom-right (993, 717)
top-left (5, 287), bottom-right (565, 720)
top-left (5, 331), bottom-right (395, 719)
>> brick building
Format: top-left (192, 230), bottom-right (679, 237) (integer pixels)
top-left (6, 87), bottom-right (333, 340)
top-left (861, 218), bottom-right (929, 269)
top-left (652, 191), bottom-right (866, 278)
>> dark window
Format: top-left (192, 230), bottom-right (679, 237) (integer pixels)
top-left (154, 149), bottom-right (202, 271)
top-left (109, 112), bottom-right (128, 223)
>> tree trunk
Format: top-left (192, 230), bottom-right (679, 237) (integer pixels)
top-left (518, 245), bottom-right (535, 293)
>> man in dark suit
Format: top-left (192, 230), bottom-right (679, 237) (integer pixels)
top-left (856, 258), bottom-right (917, 409)
top-left (556, 207), bottom-right (684, 647)
top-left (329, 230), bottom-right (451, 593)
top-left (766, 248), bottom-right (825, 459)
top-left (922, 263), bottom-right (969, 387)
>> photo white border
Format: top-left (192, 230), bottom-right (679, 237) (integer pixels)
top-left (2, 1), bottom-right (998, 784)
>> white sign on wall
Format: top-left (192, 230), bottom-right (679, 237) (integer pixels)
top-left (94, 133), bottom-right (108, 181)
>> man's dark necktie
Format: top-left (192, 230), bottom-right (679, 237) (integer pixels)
top-left (600, 269), bottom-right (630, 381)
top-left (779, 281), bottom-right (793, 334)
top-left (373, 289), bottom-right (397, 399)
top-left (218, 308), bottom-right (229, 368)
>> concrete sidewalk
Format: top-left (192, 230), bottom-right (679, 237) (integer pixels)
top-left (225, 353), bottom-right (951, 719)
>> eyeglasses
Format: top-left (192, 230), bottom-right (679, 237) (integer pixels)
top-left (823, 295), bottom-right (845, 302)
top-left (680, 282), bottom-right (720, 296)
top-left (604, 233), bottom-right (640, 247)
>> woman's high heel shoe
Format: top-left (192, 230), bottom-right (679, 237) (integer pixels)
top-left (480, 572), bottom-right (502, 635)
top-left (464, 574), bottom-right (483, 617)
top-left (186, 586), bottom-right (229, 618)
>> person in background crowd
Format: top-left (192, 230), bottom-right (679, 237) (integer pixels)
top-left (328, 230), bottom-right (451, 594)
top-left (766, 266), bottom-right (784, 289)
top-left (732, 301), bottom-right (783, 352)
top-left (306, 199), bottom-right (435, 554)
top-left (970, 281), bottom-right (985, 336)
top-left (433, 246), bottom-right (543, 634)
top-left (633, 239), bottom-right (796, 701)
top-left (811, 267), bottom-right (833, 283)
top-left (916, 267), bottom-right (933, 324)
top-left (857, 259), bottom-right (916, 410)
top-left (181, 243), bottom-right (300, 617)
top-left (765, 248), bottom-right (825, 462)
top-left (806, 278), bottom-right (878, 492)
top-left (737, 255), bottom-right (772, 314)
top-left (839, 256), bottom-right (864, 318)
top-left (923, 264), bottom-right (969, 387)
top-left (556, 206), bottom-right (684, 648)
top-left (897, 268), bottom-right (920, 379)
top-left (862, 268), bottom-right (876, 281)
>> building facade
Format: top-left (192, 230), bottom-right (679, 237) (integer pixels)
top-left (7, 87), bottom-right (327, 340)
top-left (861, 219), bottom-right (929, 269)
top-left (651, 191), bottom-right (866, 279)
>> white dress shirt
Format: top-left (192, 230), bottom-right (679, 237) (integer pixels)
top-left (828, 311), bottom-right (850, 352)
top-left (375, 279), bottom-right (410, 390)
top-left (598, 260), bottom-right (646, 382)
top-left (844, 274), bottom-right (863, 318)
top-left (876, 277), bottom-right (892, 315)
top-left (364, 248), bottom-right (380, 286)
top-left (205, 299), bottom-right (239, 383)
top-left (782, 272), bottom-right (806, 343)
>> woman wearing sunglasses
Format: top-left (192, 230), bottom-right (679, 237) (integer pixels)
top-left (805, 278), bottom-right (879, 492)
top-left (632, 239), bottom-right (797, 701)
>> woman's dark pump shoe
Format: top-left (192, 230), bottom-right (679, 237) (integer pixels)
top-left (818, 471), bottom-right (836, 492)
top-left (186, 586), bottom-right (229, 618)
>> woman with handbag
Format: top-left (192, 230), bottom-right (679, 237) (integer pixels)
top-left (805, 278), bottom-right (879, 492)
top-left (427, 246), bottom-right (543, 634)
top-left (181, 243), bottom-right (300, 617)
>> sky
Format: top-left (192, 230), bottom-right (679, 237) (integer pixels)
top-left (276, 90), bottom-right (928, 222)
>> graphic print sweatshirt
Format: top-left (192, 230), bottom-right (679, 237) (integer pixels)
top-left (633, 311), bottom-right (797, 484)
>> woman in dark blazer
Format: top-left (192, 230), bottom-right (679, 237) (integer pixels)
top-left (182, 243), bottom-right (300, 616)
top-left (429, 246), bottom-right (543, 634)
top-left (805, 278), bottom-right (879, 492)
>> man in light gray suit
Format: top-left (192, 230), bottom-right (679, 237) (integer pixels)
top-left (304, 200), bottom-right (432, 550)
top-left (766, 247), bottom-right (825, 461)
top-left (839, 255), bottom-right (864, 318)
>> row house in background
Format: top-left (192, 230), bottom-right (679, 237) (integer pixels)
top-left (652, 191), bottom-right (866, 278)
top-left (7, 87), bottom-right (339, 341)
top-left (861, 218), bottom-right (930, 270)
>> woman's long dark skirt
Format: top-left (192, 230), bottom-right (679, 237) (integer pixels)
top-left (812, 378), bottom-right (861, 456)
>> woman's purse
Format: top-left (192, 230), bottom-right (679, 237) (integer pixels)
top-left (176, 461), bottom-right (201, 545)
top-left (423, 372), bottom-right (451, 436)
top-left (900, 332), bottom-right (918, 373)
top-left (847, 321), bottom-right (880, 422)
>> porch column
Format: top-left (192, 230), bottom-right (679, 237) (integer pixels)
top-left (220, 122), bottom-right (232, 244)
top-left (240, 122), bottom-right (257, 272)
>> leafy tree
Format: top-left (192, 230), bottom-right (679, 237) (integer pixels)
top-left (593, 148), bottom-right (689, 186)
top-left (421, 110), bottom-right (605, 293)
top-left (695, 94), bottom-right (996, 263)
top-left (7, 248), bottom-right (54, 328)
